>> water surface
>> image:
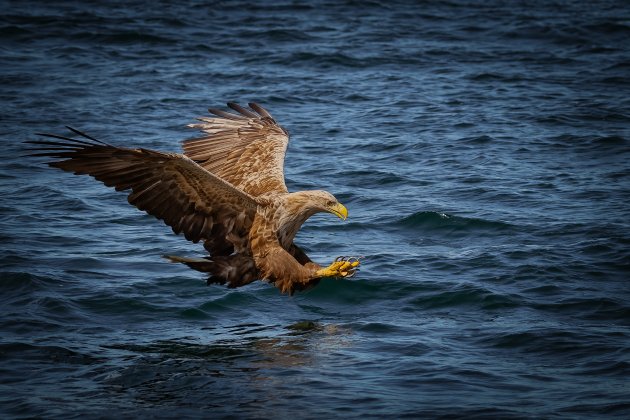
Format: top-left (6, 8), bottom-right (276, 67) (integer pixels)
top-left (1, 0), bottom-right (629, 418)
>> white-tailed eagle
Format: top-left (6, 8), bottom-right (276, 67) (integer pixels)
top-left (28, 103), bottom-right (360, 294)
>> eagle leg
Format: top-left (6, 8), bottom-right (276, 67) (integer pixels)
top-left (315, 256), bottom-right (362, 278)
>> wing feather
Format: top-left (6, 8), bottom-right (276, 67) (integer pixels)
top-left (227, 102), bottom-right (259, 118)
top-left (27, 130), bottom-right (257, 253)
top-left (207, 108), bottom-right (248, 121)
top-left (183, 102), bottom-right (289, 196)
top-left (248, 102), bottom-right (272, 118)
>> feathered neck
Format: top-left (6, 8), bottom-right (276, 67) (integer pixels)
top-left (274, 191), bottom-right (327, 247)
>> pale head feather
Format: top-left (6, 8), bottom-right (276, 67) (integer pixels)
top-left (275, 190), bottom-right (342, 246)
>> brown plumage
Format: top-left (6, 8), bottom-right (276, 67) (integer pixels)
top-left (27, 103), bottom-right (360, 294)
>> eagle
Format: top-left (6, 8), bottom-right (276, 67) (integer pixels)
top-left (28, 102), bottom-right (360, 294)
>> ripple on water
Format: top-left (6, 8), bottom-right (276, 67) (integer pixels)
top-left (394, 211), bottom-right (517, 236)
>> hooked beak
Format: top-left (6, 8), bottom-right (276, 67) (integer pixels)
top-left (328, 202), bottom-right (348, 221)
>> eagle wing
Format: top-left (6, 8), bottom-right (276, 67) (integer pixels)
top-left (183, 102), bottom-right (290, 197)
top-left (27, 128), bottom-right (257, 255)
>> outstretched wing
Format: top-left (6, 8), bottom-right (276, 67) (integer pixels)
top-left (27, 128), bottom-right (257, 255)
top-left (183, 102), bottom-right (290, 197)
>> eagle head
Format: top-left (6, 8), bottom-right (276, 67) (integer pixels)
top-left (282, 190), bottom-right (348, 223)
top-left (304, 190), bottom-right (348, 221)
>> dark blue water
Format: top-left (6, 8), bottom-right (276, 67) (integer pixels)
top-left (1, 0), bottom-right (629, 418)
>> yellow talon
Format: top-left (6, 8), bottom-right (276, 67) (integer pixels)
top-left (339, 261), bottom-right (353, 271)
top-left (315, 256), bottom-right (363, 278)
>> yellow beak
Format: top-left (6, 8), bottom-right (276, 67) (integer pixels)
top-left (329, 202), bottom-right (348, 221)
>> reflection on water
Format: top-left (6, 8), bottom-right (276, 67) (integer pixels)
top-left (101, 322), bottom-right (354, 412)
top-left (253, 321), bottom-right (353, 373)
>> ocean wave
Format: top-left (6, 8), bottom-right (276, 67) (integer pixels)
top-left (532, 297), bottom-right (630, 322)
top-left (236, 28), bottom-right (317, 42)
top-left (394, 211), bottom-right (516, 235)
top-left (0, 271), bottom-right (59, 291)
top-left (98, 31), bottom-right (178, 45)
top-left (0, 342), bottom-right (100, 364)
top-left (300, 276), bottom-right (392, 304)
top-left (342, 169), bottom-right (410, 187)
top-left (467, 72), bottom-right (528, 83)
top-left (267, 51), bottom-right (423, 69)
top-left (544, 134), bottom-right (629, 152)
top-left (406, 283), bottom-right (520, 310)
top-left (0, 24), bottom-right (33, 39)
top-left (478, 328), bottom-right (625, 358)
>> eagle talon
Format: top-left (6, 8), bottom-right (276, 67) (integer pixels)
top-left (315, 256), bottom-right (362, 278)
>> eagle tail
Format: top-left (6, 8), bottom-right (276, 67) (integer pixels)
top-left (163, 255), bottom-right (214, 272)
top-left (163, 254), bottom-right (258, 288)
